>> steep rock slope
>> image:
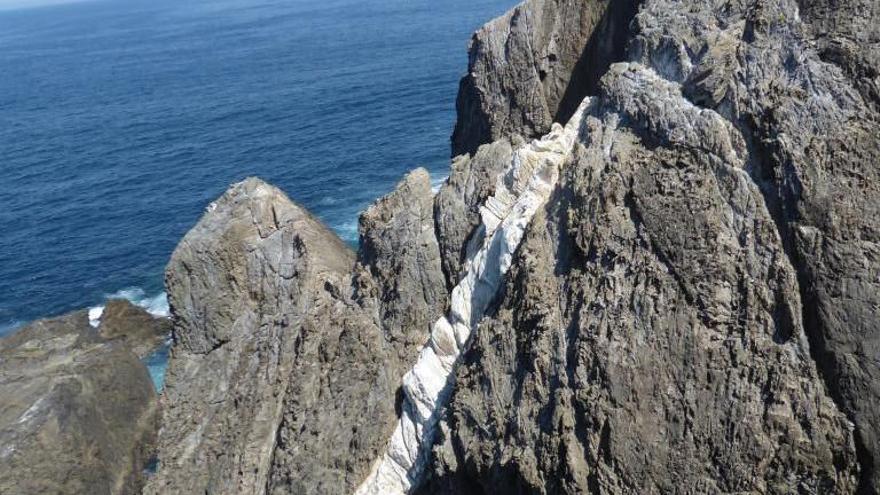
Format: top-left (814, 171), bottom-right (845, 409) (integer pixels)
top-left (422, 64), bottom-right (859, 494)
top-left (148, 0), bottom-right (880, 492)
top-left (147, 173), bottom-right (446, 494)
top-left (420, 0), bottom-right (880, 492)
top-left (452, 0), bottom-right (640, 156)
top-left (0, 311), bottom-right (159, 495)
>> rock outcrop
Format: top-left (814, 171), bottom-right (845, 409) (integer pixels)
top-left (98, 299), bottom-right (171, 358)
top-left (148, 0), bottom-right (880, 492)
top-left (451, 0), bottom-right (640, 157)
top-left (421, 63), bottom-right (860, 494)
top-left (419, 0), bottom-right (880, 492)
top-left (0, 311), bottom-right (159, 495)
top-left (147, 173), bottom-right (446, 494)
top-left (434, 139), bottom-right (512, 287)
top-left (359, 168), bottom-right (448, 370)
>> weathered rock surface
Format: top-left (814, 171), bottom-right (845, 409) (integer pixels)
top-left (434, 140), bottom-right (512, 287)
top-left (628, 0), bottom-right (880, 489)
top-left (451, 0), bottom-right (639, 157)
top-left (0, 311), bottom-right (158, 495)
top-left (98, 299), bottom-right (171, 358)
top-left (359, 168), bottom-right (448, 370)
top-left (422, 63), bottom-right (860, 494)
top-left (147, 175), bottom-right (445, 494)
top-left (417, 0), bottom-right (880, 491)
top-left (148, 0), bottom-right (880, 492)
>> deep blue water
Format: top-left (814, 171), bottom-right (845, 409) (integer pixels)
top-left (0, 0), bottom-right (514, 344)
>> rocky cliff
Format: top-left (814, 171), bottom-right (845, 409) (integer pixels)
top-left (149, 0), bottom-right (880, 493)
top-left (146, 174), bottom-right (445, 494)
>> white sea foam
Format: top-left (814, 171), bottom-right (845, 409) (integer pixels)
top-left (355, 99), bottom-right (590, 495)
top-left (107, 287), bottom-right (170, 317)
top-left (335, 219), bottom-right (360, 243)
top-left (88, 306), bottom-right (104, 328)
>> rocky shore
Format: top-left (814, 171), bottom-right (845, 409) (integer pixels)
top-left (2, 0), bottom-right (879, 493)
top-left (0, 302), bottom-right (166, 495)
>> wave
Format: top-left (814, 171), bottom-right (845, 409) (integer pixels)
top-left (430, 173), bottom-right (448, 194)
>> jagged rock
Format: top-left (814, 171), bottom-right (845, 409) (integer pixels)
top-left (0, 311), bottom-right (158, 495)
top-left (148, 0), bottom-right (880, 492)
top-left (148, 175), bottom-right (444, 494)
top-left (434, 140), bottom-right (512, 287)
top-left (796, 0), bottom-right (880, 108)
top-left (359, 168), bottom-right (448, 370)
top-left (413, 0), bottom-right (880, 490)
top-left (98, 299), bottom-right (171, 358)
top-left (629, 0), bottom-right (880, 489)
top-left (451, 0), bottom-right (640, 157)
top-left (421, 63), bottom-right (860, 494)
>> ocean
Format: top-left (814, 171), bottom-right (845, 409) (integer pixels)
top-left (0, 0), bottom-right (514, 347)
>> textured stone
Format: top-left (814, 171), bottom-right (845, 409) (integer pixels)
top-left (421, 63), bottom-right (860, 494)
top-left (99, 299), bottom-right (171, 358)
top-left (148, 0), bottom-right (880, 492)
top-left (434, 140), bottom-right (512, 287)
top-left (0, 311), bottom-right (158, 495)
top-left (357, 105), bottom-right (589, 495)
top-left (148, 175), bottom-right (445, 494)
top-left (359, 168), bottom-right (448, 370)
top-left (451, 0), bottom-right (639, 157)
top-left (629, 0), bottom-right (880, 489)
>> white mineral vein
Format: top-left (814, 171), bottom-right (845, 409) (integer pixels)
top-left (354, 98), bottom-right (590, 495)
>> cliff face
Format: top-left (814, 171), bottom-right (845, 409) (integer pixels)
top-left (451, 0), bottom-right (640, 157)
top-left (150, 0), bottom-right (880, 493)
top-left (428, 0), bottom-right (880, 492)
top-left (147, 174), bottom-right (445, 494)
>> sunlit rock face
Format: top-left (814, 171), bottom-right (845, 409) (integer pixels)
top-left (419, 62), bottom-right (861, 493)
top-left (147, 174), bottom-right (446, 495)
top-left (355, 100), bottom-right (590, 495)
top-left (149, 0), bottom-right (880, 492)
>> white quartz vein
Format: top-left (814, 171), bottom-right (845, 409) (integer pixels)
top-left (354, 99), bottom-right (590, 495)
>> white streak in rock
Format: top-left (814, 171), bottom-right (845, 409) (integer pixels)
top-left (354, 99), bottom-right (590, 495)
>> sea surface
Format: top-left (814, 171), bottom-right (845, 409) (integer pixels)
top-left (0, 0), bottom-right (514, 361)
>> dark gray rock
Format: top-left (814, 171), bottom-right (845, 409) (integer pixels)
top-left (451, 0), bottom-right (640, 157)
top-left (422, 62), bottom-right (860, 494)
top-left (359, 168), bottom-right (448, 370)
top-left (0, 311), bottom-right (158, 495)
top-left (147, 0), bottom-right (880, 492)
top-left (417, 0), bottom-right (880, 490)
top-left (629, 0), bottom-right (880, 489)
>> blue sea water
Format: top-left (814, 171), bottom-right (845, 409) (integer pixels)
top-left (0, 0), bottom-right (514, 352)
